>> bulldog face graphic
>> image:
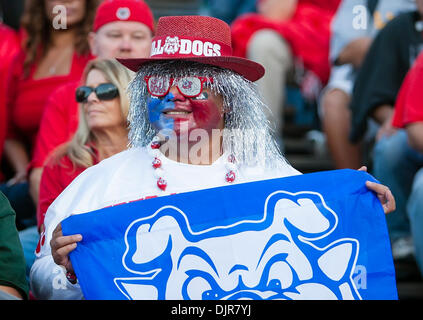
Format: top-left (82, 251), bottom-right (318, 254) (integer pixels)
top-left (114, 191), bottom-right (361, 300)
top-left (163, 36), bottom-right (180, 55)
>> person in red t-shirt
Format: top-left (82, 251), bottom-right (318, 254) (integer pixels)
top-left (0, 23), bottom-right (21, 182)
top-left (1, 0), bottom-right (100, 229)
top-left (392, 52), bottom-right (423, 134)
top-left (374, 52), bottom-right (423, 276)
top-left (28, 0), bottom-right (155, 208)
top-left (37, 58), bottom-right (132, 233)
top-left (230, 0), bottom-right (340, 140)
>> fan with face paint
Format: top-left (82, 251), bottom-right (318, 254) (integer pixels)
top-left (127, 60), bottom-right (289, 169)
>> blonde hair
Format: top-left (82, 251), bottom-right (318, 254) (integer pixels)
top-left (56, 58), bottom-right (134, 169)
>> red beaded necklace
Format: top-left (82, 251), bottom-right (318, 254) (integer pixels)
top-left (147, 137), bottom-right (237, 192)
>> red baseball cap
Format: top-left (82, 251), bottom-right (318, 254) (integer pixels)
top-left (117, 15), bottom-right (265, 82)
top-left (93, 0), bottom-right (154, 33)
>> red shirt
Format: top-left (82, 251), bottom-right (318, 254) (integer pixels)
top-left (37, 146), bottom-right (99, 229)
top-left (392, 52), bottom-right (423, 128)
top-left (30, 81), bottom-right (80, 170)
top-left (256, 0), bottom-right (341, 14)
top-left (300, 0), bottom-right (340, 13)
top-left (231, 2), bottom-right (340, 85)
top-left (6, 50), bottom-right (92, 149)
top-left (0, 24), bottom-right (21, 181)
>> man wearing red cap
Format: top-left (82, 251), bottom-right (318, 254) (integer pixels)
top-left (30, 15), bottom-right (395, 300)
top-left (89, 0), bottom-right (154, 59)
top-left (28, 0), bottom-right (155, 206)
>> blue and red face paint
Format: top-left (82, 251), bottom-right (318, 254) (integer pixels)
top-left (148, 92), bottom-right (177, 134)
top-left (147, 89), bottom-right (223, 138)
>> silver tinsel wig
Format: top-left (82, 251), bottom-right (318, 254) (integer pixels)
top-left (126, 60), bottom-right (291, 170)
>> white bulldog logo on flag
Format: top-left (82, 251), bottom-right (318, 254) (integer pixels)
top-left (114, 191), bottom-right (361, 300)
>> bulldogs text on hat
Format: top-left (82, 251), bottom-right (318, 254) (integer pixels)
top-left (151, 36), bottom-right (223, 57)
top-left (117, 15), bottom-right (265, 82)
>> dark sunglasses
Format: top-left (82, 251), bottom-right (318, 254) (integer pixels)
top-left (75, 83), bottom-right (119, 103)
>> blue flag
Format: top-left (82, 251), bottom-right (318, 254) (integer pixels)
top-left (61, 169), bottom-right (397, 300)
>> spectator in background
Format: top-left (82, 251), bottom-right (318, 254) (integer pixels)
top-left (0, 191), bottom-right (29, 300)
top-left (0, 23), bottom-right (21, 183)
top-left (1, 0), bottom-right (99, 230)
top-left (31, 59), bottom-right (133, 298)
top-left (205, 0), bottom-right (257, 24)
top-left (320, 0), bottom-right (416, 170)
top-left (374, 51), bottom-right (423, 271)
top-left (36, 58), bottom-right (133, 239)
top-left (349, 0), bottom-right (423, 260)
top-left (231, 0), bottom-right (340, 146)
top-left (28, 0), bottom-right (155, 209)
top-left (19, 0), bottom-right (154, 287)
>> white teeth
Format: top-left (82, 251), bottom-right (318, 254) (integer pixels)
top-left (164, 111), bottom-right (190, 115)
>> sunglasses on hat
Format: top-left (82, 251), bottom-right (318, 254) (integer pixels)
top-left (75, 83), bottom-right (119, 103)
top-left (144, 76), bottom-right (213, 98)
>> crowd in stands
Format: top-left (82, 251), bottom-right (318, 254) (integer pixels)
top-left (0, 0), bottom-right (422, 300)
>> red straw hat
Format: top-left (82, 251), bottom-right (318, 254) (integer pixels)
top-left (117, 15), bottom-right (265, 82)
top-left (93, 0), bottom-right (154, 33)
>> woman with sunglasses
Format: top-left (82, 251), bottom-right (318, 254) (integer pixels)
top-left (36, 59), bottom-right (133, 235)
